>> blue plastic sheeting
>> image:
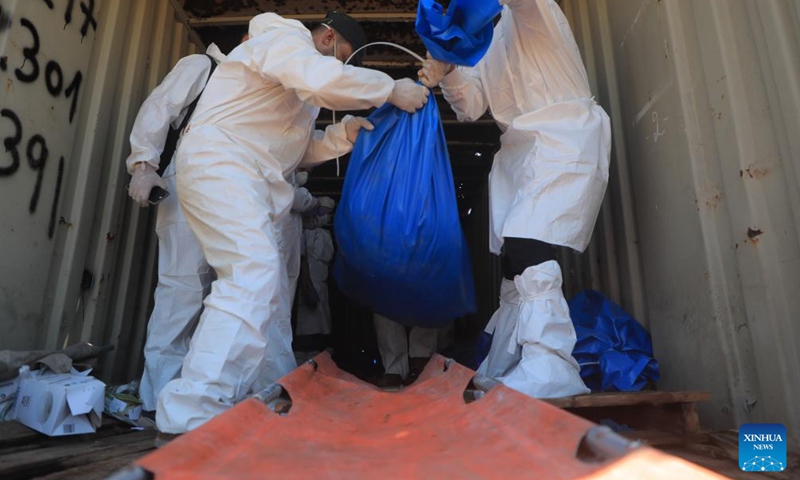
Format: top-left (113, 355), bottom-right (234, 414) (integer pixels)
top-left (416, 0), bottom-right (503, 67)
top-left (332, 97), bottom-right (477, 328)
top-left (471, 329), bottom-right (493, 371)
top-left (568, 290), bottom-right (660, 392)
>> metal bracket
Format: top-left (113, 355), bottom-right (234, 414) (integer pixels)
top-left (576, 425), bottom-right (642, 463)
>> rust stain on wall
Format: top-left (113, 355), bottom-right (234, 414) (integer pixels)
top-left (739, 166), bottom-right (770, 179)
top-left (745, 227), bottom-right (764, 245)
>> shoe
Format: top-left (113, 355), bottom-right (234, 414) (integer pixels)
top-left (154, 432), bottom-right (182, 448)
top-left (375, 374), bottom-right (405, 391)
top-left (405, 357), bottom-right (431, 385)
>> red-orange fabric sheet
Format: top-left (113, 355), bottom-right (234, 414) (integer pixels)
top-left (137, 353), bottom-right (726, 480)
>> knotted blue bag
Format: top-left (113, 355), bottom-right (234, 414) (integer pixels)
top-left (333, 98), bottom-right (477, 327)
top-left (568, 290), bottom-right (660, 392)
top-left (416, 0), bottom-right (503, 67)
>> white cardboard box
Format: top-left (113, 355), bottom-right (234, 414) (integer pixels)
top-left (14, 368), bottom-right (105, 436)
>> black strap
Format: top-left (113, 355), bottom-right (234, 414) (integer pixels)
top-left (157, 54), bottom-right (218, 175)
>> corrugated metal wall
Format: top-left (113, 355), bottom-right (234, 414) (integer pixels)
top-left (0, 0), bottom-right (196, 381)
top-left (0, 0), bottom-right (101, 350)
top-left (561, 0), bottom-right (800, 437)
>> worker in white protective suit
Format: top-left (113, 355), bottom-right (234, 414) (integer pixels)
top-left (157, 11), bottom-right (429, 434)
top-left (276, 171), bottom-right (320, 314)
top-left (373, 314), bottom-right (438, 389)
top-left (254, 171), bottom-right (324, 390)
top-left (420, 0), bottom-right (610, 398)
top-left (125, 44), bottom-right (226, 412)
top-left (295, 212), bottom-right (335, 340)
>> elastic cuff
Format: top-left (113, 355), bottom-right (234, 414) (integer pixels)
top-left (439, 68), bottom-right (464, 89)
top-left (127, 160), bottom-right (158, 175)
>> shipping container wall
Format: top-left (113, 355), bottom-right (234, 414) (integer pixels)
top-left (562, 0), bottom-right (800, 437)
top-left (0, 0), bottom-right (197, 381)
top-left (0, 0), bottom-right (99, 350)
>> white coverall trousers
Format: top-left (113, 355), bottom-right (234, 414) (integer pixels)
top-left (139, 165), bottom-right (214, 412)
top-left (374, 314), bottom-right (438, 379)
top-left (477, 262), bottom-right (589, 398)
top-left (296, 228), bottom-right (334, 336)
top-left (475, 104), bottom-right (608, 399)
top-left (157, 130), bottom-right (295, 434)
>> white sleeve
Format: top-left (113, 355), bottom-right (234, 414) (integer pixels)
top-left (500, 0), bottom-right (565, 44)
top-left (250, 30), bottom-right (395, 111)
top-left (439, 67), bottom-right (490, 122)
top-left (291, 187), bottom-right (318, 213)
top-left (125, 55), bottom-right (212, 174)
top-left (299, 119), bottom-right (352, 167)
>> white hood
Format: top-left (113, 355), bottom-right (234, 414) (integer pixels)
top-left (248, 13), bottom-right (308, 40)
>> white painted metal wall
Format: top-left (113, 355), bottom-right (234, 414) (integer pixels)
top-left (0, 0), bottom-right (98, 350)
top-left (0, 0), bottom-right (197, 382)
top-left (562, 0), bottom-right (800, 438)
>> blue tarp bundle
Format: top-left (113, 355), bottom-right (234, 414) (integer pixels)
top-left (332, 97), bottom-right (477, 327)
top-left (568, 290), bottom-right (660, 392)
top-left (416, 0), bottom-right (503, 67)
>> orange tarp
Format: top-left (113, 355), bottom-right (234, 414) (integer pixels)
top-left (137, 353), bottom-right (727, 479)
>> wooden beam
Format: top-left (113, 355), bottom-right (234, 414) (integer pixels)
top-left (187, 13), bottom-right (418, 28)
top-left (545, 391), bottom-right (712, 409)
top-left (167, 0), bottom-right (206, 48)
top-left (620, 430), bottom-right (710, 447)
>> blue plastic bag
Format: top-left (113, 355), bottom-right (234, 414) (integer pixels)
top-left (568, 290), bottom-right (660, 392)
top-left (332, 98), bottom-right (477, 327)
top-left (416, 0), bottom-right (503, 67)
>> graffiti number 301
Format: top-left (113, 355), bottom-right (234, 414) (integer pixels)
top-left (14, 18), bottom-right (83, 124)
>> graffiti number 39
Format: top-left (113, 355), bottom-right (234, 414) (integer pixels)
top-left (1, 109), bottom-right (52, 213)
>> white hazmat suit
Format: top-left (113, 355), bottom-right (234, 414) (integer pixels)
top-left (157, 13), bottom-right (401, 433)
top-left (296, 223), bottom-right (335, 336)
top-left (252, 174), bottom-right (320, 393)
top-left (433, 0), bottom-right (610, 398)
top-left (276, 172), bottom-right (319, 312)
top-left (373, 314), bottom-right (438, 380)
top-left (125, 45), bottom-right (225, 412)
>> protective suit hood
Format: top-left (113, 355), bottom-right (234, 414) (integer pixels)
top-left (249, 13), bottom-right (309, 41)
top-left (205, 43), bottom-right (227, 64)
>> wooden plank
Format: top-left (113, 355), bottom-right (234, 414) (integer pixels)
top-left (187, 13), bottom-right (418, 27)
top-left (545, 390), bottom-right (711, 409)
top-left (0, 430), bottom-right (155, 480)
top-left (660, 431), bottom-right (799, 480)
top-left (663, 446), bottom-right (792, 480)
top-left (167, 0), bottom-right (207, 48)
top-left (566, 404), bottom-right (690, 434)
top-left (706, 430), bottom-right (740, 460)
top-left (681, 403), bottom-right (702, 434)
top-left (38, 450), bottom-right (152, 480)
top-left (0, 418), bottom-right (139, 451)
top-left (0, 422), bottom-right (41, 449)
top-left (620, 430), bottom-right (709, 447)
